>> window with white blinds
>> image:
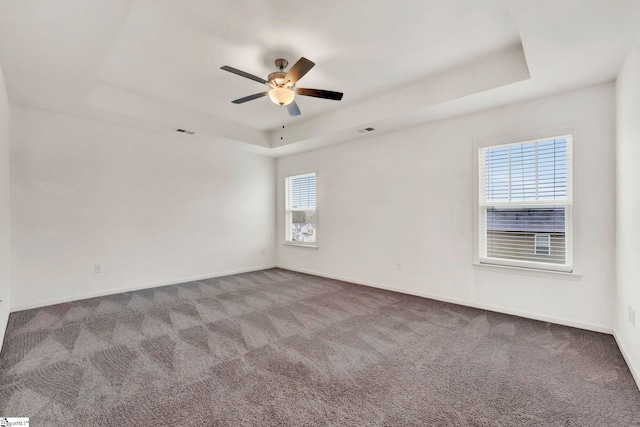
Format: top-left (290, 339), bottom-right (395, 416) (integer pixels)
top-left (285, 172), bottom-right (317, 246)
top-left (478, 135), bottom-right (573, 272)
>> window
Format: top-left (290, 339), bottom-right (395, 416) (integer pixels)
top-left (285, 172), bottom-right (317, 246)
top-left (535, 234), bottom-right (551, 255)
top-left (478, 135), bottom-right (572, 272)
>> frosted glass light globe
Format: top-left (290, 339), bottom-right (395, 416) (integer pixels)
top-left (268, 87), bottom-right (295, 106)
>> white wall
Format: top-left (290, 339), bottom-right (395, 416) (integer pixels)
top-left (277, 83), bottom-right (615, 332)
top-left (0, 62), bottom-right (10, 347)
top-left (10, 106), bottom-right (276, 310)
top-left (615, 42), bottom-right (640, 384)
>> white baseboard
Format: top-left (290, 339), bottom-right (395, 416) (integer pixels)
top-left (613, 330), bottom-right (640, 390)
top-left (10, 264), bottom-right (277, 312)
top-left (277, 264), bottom-right (613, 335)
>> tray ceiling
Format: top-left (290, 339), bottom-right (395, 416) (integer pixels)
top-left (0, 0), bottom-right (638, 156)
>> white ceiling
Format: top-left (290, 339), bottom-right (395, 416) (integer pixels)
top-left (0, 0), bottom-right (638, 156)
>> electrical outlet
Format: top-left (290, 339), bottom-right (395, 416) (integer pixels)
top-left (396, 262), bottom-right (401, 271)
top-left (629, 306), bottom-right (636, 327)
top-left (94, 264), bottom-right (102, 274)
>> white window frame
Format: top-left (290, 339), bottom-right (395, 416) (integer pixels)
top-left (474, 132), bottom-right (574, 273)
top-left (284, 171), bottom-right (318, 248)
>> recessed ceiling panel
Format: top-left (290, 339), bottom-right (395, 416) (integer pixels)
top-left (97, 0), bottom-right (521, 130)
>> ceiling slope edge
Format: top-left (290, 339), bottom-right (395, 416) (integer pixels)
top-left (85, 82), bottom-right (271, 148)
top-left (269, 46), bottom-right (530, 149)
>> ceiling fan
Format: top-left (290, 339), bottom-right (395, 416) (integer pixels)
top-left (220, 57), bottom-right (343, 117)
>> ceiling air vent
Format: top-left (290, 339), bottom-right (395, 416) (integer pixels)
top-left (357, 127), bottom-right (376, 133)
top-left (174, 128), bottom-right (195, 135)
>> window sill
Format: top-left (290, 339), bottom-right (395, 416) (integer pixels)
top-left (473, 262), bottom-right (582, 280)
top-left (283, 241), bottom-right (318, 249)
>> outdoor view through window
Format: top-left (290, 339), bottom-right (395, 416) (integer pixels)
top-left (479, 135), bottom-right (572, 271)
top-left (285, 172), bottom-right (317, 245)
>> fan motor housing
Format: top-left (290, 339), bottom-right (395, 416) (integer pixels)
top-left (268, 71), bottom-right (289, 88)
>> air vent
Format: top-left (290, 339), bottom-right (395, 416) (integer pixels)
top-left (357, 127), bottom-right (376, 133)
top-left (174, 128), bottom-right (195, 135)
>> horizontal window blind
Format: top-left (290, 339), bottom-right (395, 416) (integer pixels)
top-left (285, 172), bottom-right (317, 245)
top-left (479, 135), bottom-right (572, 271)
top-left (289, 173), bottom-right (316, 209)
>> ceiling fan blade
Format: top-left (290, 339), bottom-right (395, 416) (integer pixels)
top-left (296, 88), bottom-right (343, 101)
top-left (221, 66), bottom-right (268, 85)
top-left (232, 92), bottom-right (268, 104)
top-left (286, 101), bottom-right (301, 116)
top-left (285, 57), bottom-right (315, 85)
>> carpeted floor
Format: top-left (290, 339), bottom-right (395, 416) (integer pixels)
top-left (0, 268), bottom-right (638, 426)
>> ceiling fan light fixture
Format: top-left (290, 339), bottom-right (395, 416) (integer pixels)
top-left (268, 87), bottom-right (295, 106)
top-left (222, 56), bottom-right (343, 116)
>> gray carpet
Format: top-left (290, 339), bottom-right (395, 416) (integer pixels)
top-left (0, 268), bottom-right (638, 426)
